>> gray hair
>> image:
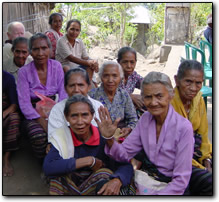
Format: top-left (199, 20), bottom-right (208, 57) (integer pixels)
top-left (7, 21), bottom-right (25, 33)
top-left (141, 71), bottom-right (174, 97)
top-left (99, 60), bottom-right (124, 79)
top-left (29, 33), bottom-right (52, 53)
top-left (64, 94), bottom-right (95, 117)
top-left (176, 60), bottom-right (204, 80)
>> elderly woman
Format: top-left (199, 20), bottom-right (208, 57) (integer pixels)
top-left (43, 94), bottom-right (134, 195)
top-left (171, 60), bottom-right (212, 195)
top-left (117, 47), bottom-right (145, 115)
top-left (3, 37), bottom-right (32, 81)
top-left (89, 61), bottom-right (138, 138)
top-left (48, 67), bottom-right (103, 140)
top-left (17, 33), bottom-right (67, 159)
top-left (45, 13), bottom-right (63, 59)
top-left (96, 71), bottom-right (194, 195)
top-left (3, 71), bottom-right (21, 176)
top-left (56, 19), bottom-right (98, 80)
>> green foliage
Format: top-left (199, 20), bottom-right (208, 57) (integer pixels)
top-left (51, 3), bottom-right (139, 51)
top-left (190, 3), bottom-right (212, 45)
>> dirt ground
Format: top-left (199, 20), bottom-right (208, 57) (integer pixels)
top-left (2, 45), bottom-right (213, 196)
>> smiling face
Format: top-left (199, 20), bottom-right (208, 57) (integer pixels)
top-left (51, 15), bottom-right (63, 33)
top-left (142, 83), bottom-right (171, 120)
top-left (30, 38), bottom-right (50, 66)
top-left (119, 51), bottom-right (136, 78)
top-left (65, 102), bottom-right (93, 137)
top-left (13, 42), bottom-right (29, 67)
top-left (66, 22), bottom-right (81, 40)
top-left (175, 69), bottom-right (203, 102)
top-left (101, 64), bottom-right (121, 93)
top-left (65, 73), bottom-right (89, 97)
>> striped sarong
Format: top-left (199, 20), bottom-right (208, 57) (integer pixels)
top-left (23, 119), bottom-right (47, 159)
top-left (49, 168), bottom-right (136, 195)
top-left (189, 167), bottom-right (213, 195)
top-left (3, 93), bottom-right (20, 152)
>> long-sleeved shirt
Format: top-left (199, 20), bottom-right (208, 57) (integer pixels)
top-left (105, 104), bottom-right (194, 195)
top-left (43, 125), bottom-right (133, 187)
top-left (88, 84), bottom-right (138, 129)
top-left (17, 59), bottom-right (67, 120)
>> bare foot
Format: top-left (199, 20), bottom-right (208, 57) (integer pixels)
top-left (3, 152), bottom-right (14, 177)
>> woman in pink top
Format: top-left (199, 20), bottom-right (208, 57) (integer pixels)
top-left (96, 72), bottom-right (194, 195)
top-left (45, 13), bottom-right (63, 59)
top-left (17, 33), bottom-right (67, 159)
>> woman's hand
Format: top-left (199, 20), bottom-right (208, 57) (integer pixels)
top-left (97, 178), bottom-right (122, 195)
top-left (3, 104), bottom-right (17, 119)
top-left (203, 159), bottom-right (212, 172)
top-left (88, 60), bottom-right (99, 73)
top-left (130, 94), bottom-right (145, 109)
top-left (36, 117), bottom-right (48, 133)
top-left (91, 157), bottom-right (105, 172)
top-left (95, 106), bottom-right (121, 139)
top-left (120, 127), bottom-right (132, 138)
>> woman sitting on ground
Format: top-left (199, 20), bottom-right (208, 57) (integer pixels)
top-left (117, 47), bottom-right (146, 116)
top-left (56, 19), bottom-right (98, 81)
top-left (3, 71), bottom-right (21, 177)
top-left (89, 61), bottom-right (138, 139)
top-left (96, 71), bottom-right (194, 195)
top-left (48, 67), bottom-right (103, 140)
top-left (45, 13), bottom-right (64, 59)
top-left (3, 37), bottom-right (32, 81)
top-left (43, 94), bottom-right (134, 195)
top-left (17, 33), bottom-right (67, 159)
top-left (171, 60), bottom-right (212, 195)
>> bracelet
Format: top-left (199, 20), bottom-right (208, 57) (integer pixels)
top-left (90, 157), bottom-right (96, 168)
top-left (101, 135), bottom-right (114, 140)
top-left (205, 158), bottom-right (212, 165)
top-left (101, 128), bottom-right (121, 140)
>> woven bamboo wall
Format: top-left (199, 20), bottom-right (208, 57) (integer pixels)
top-left (3, 2), bottom-right (55, 43)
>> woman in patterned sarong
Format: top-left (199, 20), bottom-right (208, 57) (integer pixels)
top-left (43, 94), bottom-right (135, 195)
top-left (17, 33), bottom-right (67, 159)
top-left (3, 71), bottom-right (21, 176)
top-left (171, 60), bottom-right (212, 195)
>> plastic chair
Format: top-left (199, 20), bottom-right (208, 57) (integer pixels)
top-left (199, 40), bottom-right (212, 70)
top-left (200, 85), bottom-right (212, 109)
top-left (184, 41), bottom-right (212, 87)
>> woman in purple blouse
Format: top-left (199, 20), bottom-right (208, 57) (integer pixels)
top-left (117, 47), bottom-right (146, 116)
top-left (96, 72), bottom-right (194, 195)
top-left (17, 33), bottom-right (67, 159)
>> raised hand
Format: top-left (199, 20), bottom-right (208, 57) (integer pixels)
top-left (95, 106), bottom-right (121, 139)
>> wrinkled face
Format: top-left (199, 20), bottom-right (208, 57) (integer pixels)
top-left (65, 102), bottom-right (93, 137)
top-left (30, 38), bottom-right (50, 65)
top-left (142, 83), bottom-right (171, 118)
top-left (101, 65), bottom-right (121, 93)
top-left (65, 73), bottom-right (89, 97)
top-left (13, 42), bottom-right (29, 67)
top-left (119, 51), bottom-right (136, 77)
top-left (67, 22), bottom-right (81, 40)
top-left (7, 24), bottom-right (25, 41)
top-left (51, 15), bottom-right (63, 32)
top-left (175, 69), bottom-right (203, 102)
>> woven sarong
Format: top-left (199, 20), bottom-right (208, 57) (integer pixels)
top-left (3, 93), bottom-right (20, 152)
top-left (23, 119), bottom-right (47, 158)
top-left (49, 168), bottom-right (135, 195)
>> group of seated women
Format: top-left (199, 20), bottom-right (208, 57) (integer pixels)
top-left (3, 12), bottom-right (212, 196)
